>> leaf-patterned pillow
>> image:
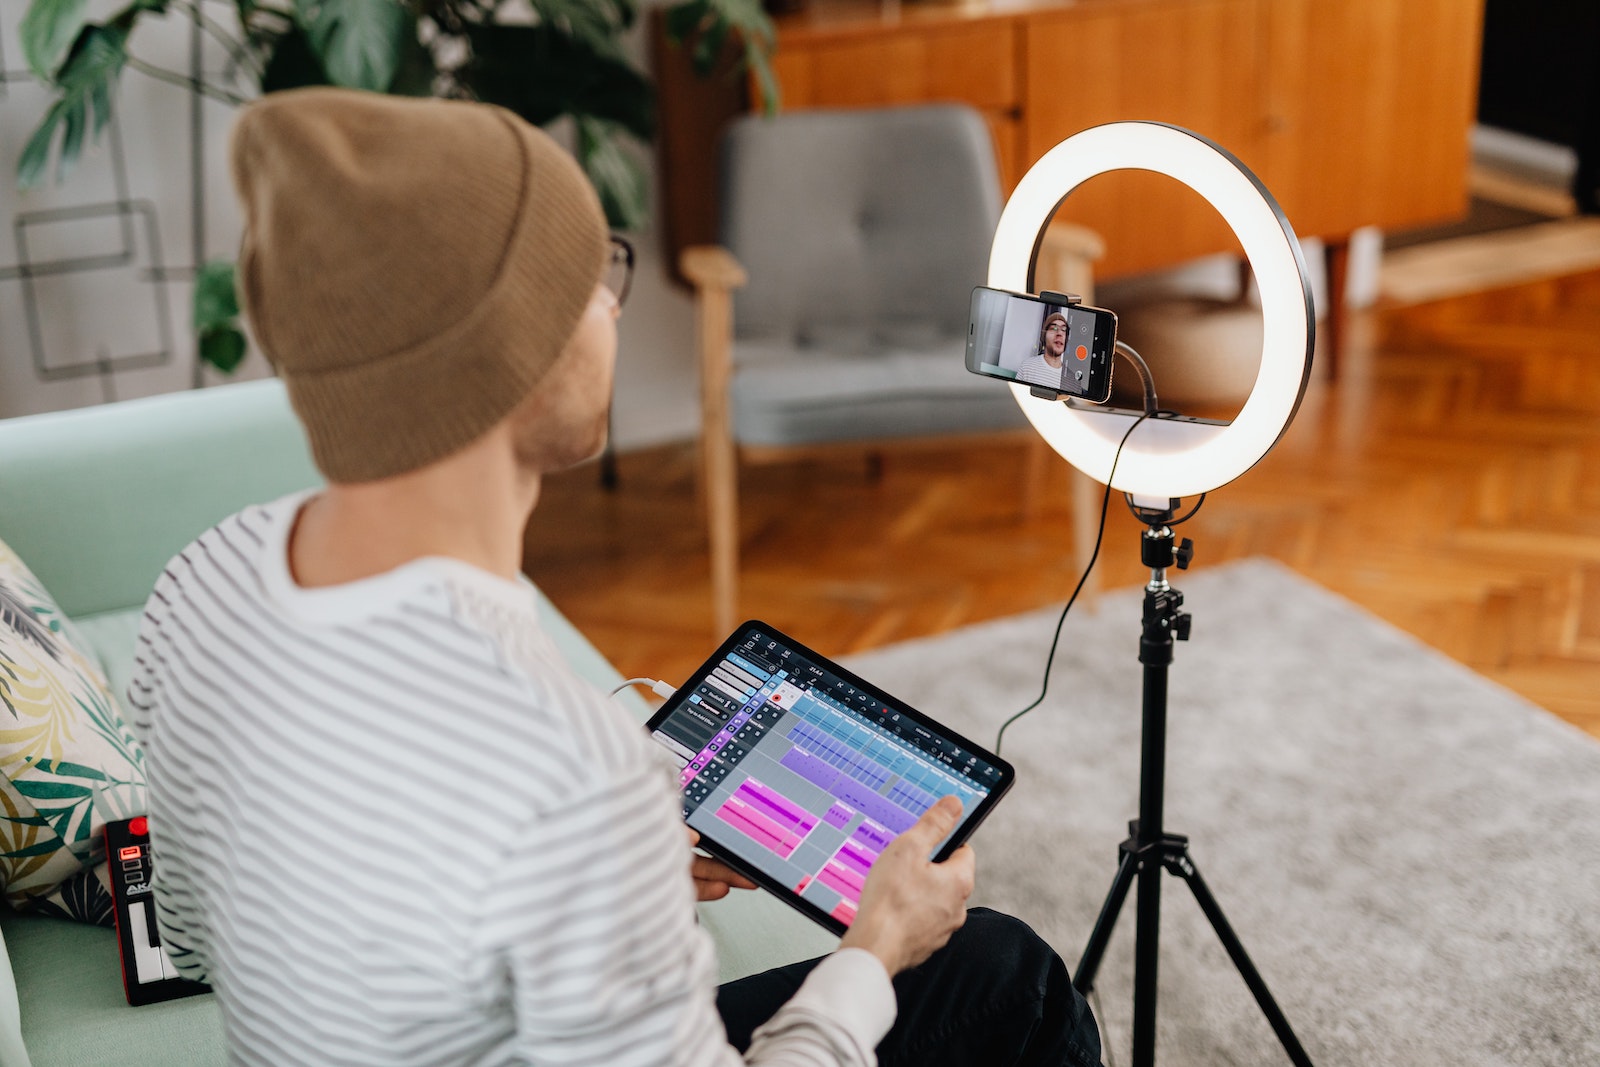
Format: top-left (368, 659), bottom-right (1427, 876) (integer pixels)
top-left (0, 538), bottom-right (147, 925)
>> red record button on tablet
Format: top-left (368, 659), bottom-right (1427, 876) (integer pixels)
top-left (129, 816), bottom-right (148, 837)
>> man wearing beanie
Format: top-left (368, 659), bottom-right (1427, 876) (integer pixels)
top-left (125, 88), bottom-right (1101, 1067)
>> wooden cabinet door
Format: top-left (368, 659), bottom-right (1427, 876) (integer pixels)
top-left (1023, 0), bottom-right (1267, 278)
top-left (773, 19), bottom-right (1018, 110)
top-left (771, 18), bottom-right (1025, 187)
top-left (1261, 0), bottom-right (1484, 239)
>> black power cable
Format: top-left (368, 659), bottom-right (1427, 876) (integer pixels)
top-left (995, 412), bottom-right (1150, 756)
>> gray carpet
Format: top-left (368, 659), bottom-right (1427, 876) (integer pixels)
top-left (844, 559), bottom-right (1600, 1066)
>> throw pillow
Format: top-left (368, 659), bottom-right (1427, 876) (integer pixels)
top-left (0, 538), bottom-right (146, 925)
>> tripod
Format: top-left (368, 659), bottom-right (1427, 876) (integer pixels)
top-left (1073, 509), bottom-right (1314, 1067)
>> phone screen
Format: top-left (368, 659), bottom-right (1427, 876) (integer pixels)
top-left (965, 286), bottom-right (1116, 403)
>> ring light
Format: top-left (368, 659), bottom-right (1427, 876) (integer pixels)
top-left (989, 122), bottom-right (1315, 499)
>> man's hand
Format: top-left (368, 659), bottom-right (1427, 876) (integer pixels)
top-left (687, 828), bottom-right (758, 902)
top-left (839, 796), bottom-right (975, 977)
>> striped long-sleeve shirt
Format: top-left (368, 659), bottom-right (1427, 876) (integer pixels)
top-left (124, 493), bottom-right (894, 1066)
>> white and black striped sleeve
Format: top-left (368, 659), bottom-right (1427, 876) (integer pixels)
top-left (481, 767), bottom-right (894, 1067)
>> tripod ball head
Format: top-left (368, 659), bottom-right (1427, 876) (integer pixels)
top-left (1140, 528), bottom-right (1196, 572)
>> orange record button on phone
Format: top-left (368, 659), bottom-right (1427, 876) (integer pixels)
top-left (118, 846), bottom-right (142, 861)
top-left (1075, 345), bottom-right (1088, 360)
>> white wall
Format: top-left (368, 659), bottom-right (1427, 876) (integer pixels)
top-left (0, 3), bottom-right (701, 449)
top-left (0, 2), bottom-right (263, 420)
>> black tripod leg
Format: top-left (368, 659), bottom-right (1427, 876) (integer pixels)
top-left (1175, 856), bottom-right (1315, 1067)
top-left (1074, 846), bottom-right (1139, 995)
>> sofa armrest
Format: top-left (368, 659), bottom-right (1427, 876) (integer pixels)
top-left (0, 380), bottom-right (321, 619)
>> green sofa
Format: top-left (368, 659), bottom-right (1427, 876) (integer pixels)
top-left (0, 379), bottom-right (833, 1066)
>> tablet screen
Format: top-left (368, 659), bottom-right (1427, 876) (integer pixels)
top-left (646, 623), bottom-right (1012, 933)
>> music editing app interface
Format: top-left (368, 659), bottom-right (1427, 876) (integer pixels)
top-left (652, 632), bottom-right (999, 927)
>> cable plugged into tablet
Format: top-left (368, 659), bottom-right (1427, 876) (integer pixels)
top-left (609, 677), bottom-right (678, 700)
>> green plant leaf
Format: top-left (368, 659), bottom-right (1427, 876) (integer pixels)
top-left (704, 0), bottom-right (773, 47)
top-left (1, 839), bottom-right (66, 860)
top-left (692, 18), bottom-right (728, 74)
top-left (13, 779), bottom-right (94, 801)
top-left (746, 36), bottom-right (780, 115)
top-left (294, 0), bottom-right (410, 91)
top-left (29, 759), bottom-right (108, 781)
top-left (260, 24), bottom-right (328, 93)
top-left (464, 23), bottom-right (654, 142)
top-left (19, 0), bottom-right (89, 82)
top-left (193, 260), bottom-right (240, 330)
top-left (189, 259), bottom-right (241, 377)
top-left (18, 0), bottom-right (161, 82)
top-left (41, 803), bottom-right (89, 844)
top-left (15, 22), bottom-right (130, 188)
top-left (119, 0), bottom-right (173, 20)
top-left (577, 116), bottom-right (647, 231)
top-left (200, 326), bottom-right (249, 374)
top-left (661, 0), bottom-right (704, 45)
top-left (385, 30), bottom-right (436, 98)
top-left (72, 692), bottom-right (143, 772)
top-left (527, 0), bottom-right (634, 60)
top-left (662, 0), bottom-right (777, 110)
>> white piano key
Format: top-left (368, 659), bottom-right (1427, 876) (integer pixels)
top-left (127, 901), bottom-right (166, 985)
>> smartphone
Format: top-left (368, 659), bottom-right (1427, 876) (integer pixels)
top-left (966, 286), bottom-right (1116, 404)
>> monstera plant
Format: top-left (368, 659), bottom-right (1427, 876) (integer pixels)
top-left (17, 0), bottom-right (774, 373)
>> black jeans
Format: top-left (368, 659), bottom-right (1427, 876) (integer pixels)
top-left (717, 908), bottom-right (1102, 1067)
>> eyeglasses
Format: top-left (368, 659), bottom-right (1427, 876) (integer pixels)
top-left (1045, 323), bottom-right (1068, 333)
top-left (604, 235), bottom-right (635, 309)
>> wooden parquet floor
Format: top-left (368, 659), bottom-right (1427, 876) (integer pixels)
top-left (523, 268), bottom-right (1600, 739)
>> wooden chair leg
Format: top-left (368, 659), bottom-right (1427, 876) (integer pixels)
top-left (688, 261), bottom-right (743, 639)
top-left (683, 246), bottom-right (749, 638)
top-left (705, 433), bottom-right (739, 638)
top-left (1021, 435), bottom-right (1051, 519)
top-left (1070, 467), bottom-right (1102, 610)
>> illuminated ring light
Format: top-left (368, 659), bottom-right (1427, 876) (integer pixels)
top-left (989, 122), bottom-right (1315, 499)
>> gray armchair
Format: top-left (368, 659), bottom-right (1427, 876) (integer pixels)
top-left (682, 104), bottom-right (1102, 635)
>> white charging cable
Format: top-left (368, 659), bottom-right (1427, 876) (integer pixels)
top-left (609, 677), bottom-right (678, 700)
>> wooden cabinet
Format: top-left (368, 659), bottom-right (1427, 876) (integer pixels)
top-left (1258, 0), bottom-right (1484, 239)
top-left (1023, 0), bottom-right (1264, 277)
top-left (770, 13), bottom-right (1026, 187)
top-left (653, 0), bottom-right (1484, 285)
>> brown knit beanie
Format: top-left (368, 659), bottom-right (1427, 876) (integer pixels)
top-left (230, 87), bottom-right (609, 483)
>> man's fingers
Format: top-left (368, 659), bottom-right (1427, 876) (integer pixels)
top-left (905, 796), bottom-right (964, 845)
top-left (694, 879), bottom-right (731, 901)
top-left (691, 854), bottom-right (756, 889)
top-left (943, 844), bottom-right (977, 894)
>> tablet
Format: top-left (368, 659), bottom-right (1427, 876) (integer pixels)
top-left (646, 622), bottom-right (1014, 935)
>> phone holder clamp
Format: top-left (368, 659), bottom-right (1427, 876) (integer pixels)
top-left (1038, 290), bottom-right (1083, 306)
top-left (1027, 292), bottom-right (1086, 402)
